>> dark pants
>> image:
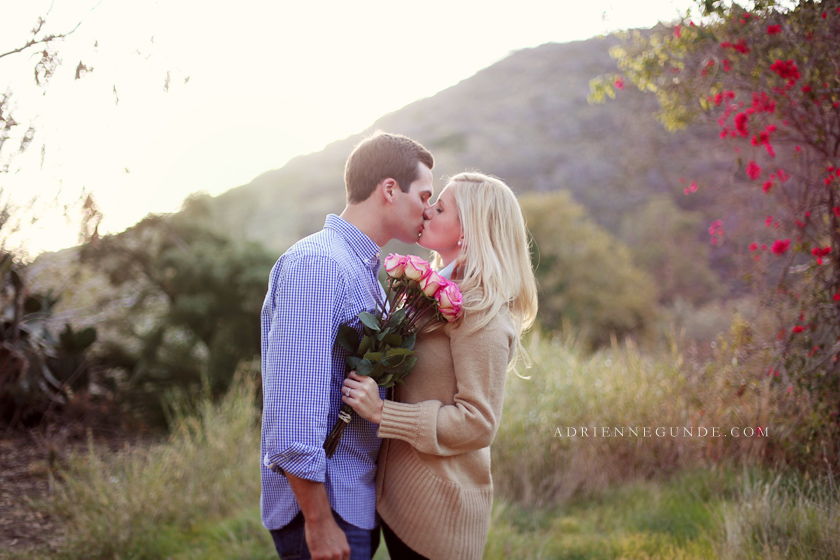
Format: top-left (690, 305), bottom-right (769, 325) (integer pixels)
top-left (270, 510), bottom-right (380, 560)
top-left (381, 519), bottom-right (429, 560)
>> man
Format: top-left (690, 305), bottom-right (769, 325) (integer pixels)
top-left (260, 132), bottom-right (434, 560)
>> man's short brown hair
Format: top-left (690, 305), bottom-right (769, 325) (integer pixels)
top-left (344, 132), bottom-right (434, 204)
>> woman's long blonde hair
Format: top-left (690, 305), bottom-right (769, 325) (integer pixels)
top-left (431, 172), bottom-right (538, 367)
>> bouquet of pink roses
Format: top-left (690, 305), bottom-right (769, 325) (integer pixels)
top-left (324, 253), bottom-right (463, 458)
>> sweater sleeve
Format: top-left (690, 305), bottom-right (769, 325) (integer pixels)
top-left (377, 312), bottom-right (514, 456)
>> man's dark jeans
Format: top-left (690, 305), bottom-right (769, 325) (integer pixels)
top-left (270, 510), bottom-right (380, 560)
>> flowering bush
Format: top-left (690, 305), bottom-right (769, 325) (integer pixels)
top-left (590, 0), bottom-right (839, 462)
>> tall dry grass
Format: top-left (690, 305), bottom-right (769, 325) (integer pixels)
top-left (492, 331), bottom-right (780, 506)
top-left (38, 333), bottom-right (834, 559)
top-left (717, 472), bottom-right (840, 560)
top-left (49, 370), bottom-right (261, 559)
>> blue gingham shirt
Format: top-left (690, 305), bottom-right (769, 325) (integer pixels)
top-left (260, 214), bottom-right (386, 531)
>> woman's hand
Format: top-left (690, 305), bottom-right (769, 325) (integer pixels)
top-left (342, 371), bottom-right (383, 425)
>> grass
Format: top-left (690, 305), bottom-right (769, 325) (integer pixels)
top-left (492, 332), bottom-right (775, 506)
top-left (11, 336), bottom-right (836, 559)
top-left (43, 370), bottom-right (263, 559)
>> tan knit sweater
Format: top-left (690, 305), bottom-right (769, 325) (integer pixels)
top-left (375, 308), bottom-right (516, 560)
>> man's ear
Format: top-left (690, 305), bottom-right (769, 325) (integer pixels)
top-left (380, 178), bottom-right (399, 203)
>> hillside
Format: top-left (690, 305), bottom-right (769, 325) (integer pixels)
top-left (201, 34), bottom-right (733, 267)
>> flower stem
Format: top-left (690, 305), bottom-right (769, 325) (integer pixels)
top-left (323, 403), bottom-right (355, 459)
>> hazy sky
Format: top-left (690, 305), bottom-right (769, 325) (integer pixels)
top-left (2, 0), bottom-right (697, 256)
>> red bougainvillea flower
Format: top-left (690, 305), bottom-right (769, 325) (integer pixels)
top-left (771, 238), bottom-right (790, 255)
top-left (792, 325), bottom-right (805, 333)
top-left (746, 160), bottom-right (762, 180)
top-left (674, 25), bottom-right (681, 38)
top-left (721, 39), bottom-right (751, 53)
top-left (734, 112), bottom-right (750, 136)
top-left (812, 246), bottom-right (831, 265)
top-left (762, 180), bottom-right (774, 193)
top-left (767, 24), bottom-right (782, 34)
top-left (749, 242), bottom-right (759, 252)
top-left (614, 77), bottom-right (624, 90)
top-left (770, 59), bottom-right (800, 81)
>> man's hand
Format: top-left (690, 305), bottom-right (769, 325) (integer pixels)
top-left (304, 515), bottom-right (350, 560)
top-left (285, 473), bottom-right (350, 560)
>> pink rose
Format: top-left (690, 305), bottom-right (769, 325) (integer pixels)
top-left (435, 282), bottom-right (463, 319)
top-left (419, 270), bottom-right (447, 297)
top-left (439, 305), bottom-right (461, 322)
top-left (384, 253), bottom-right (407, 278)
top-left (403, 255), bottom-right (431, 281)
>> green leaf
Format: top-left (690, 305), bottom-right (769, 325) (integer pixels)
top-left (371, 362), bottom-right (385, 381)
top-left (385, 347), bottom-right (414, 357)
top-left (358, 335), bottom-right (374, 356)
top-left (76, 327), bottom-right (97, 350)
top-left (382, 347), bottom-right (414, 368)
top-left (402, 356), bottom-right (418, 371)
top-left (358, 312), bottom-right (381, 332)
top-left (383, 333), bottom-right (403, 347)
top-left (336, 324), bottom-right (360, 353)
top-left (346, 356), bottom-right (362, 370)
top-left (388, 307), bottom-right (407, 327)
top-left (23, 296), bottom-right (42, 314)
top-left (356, 359), bottom-right (374, 377)
top-left (401, 332), bottom-right (417, 350)
top-left (363, 351), bottom-right (383, 363)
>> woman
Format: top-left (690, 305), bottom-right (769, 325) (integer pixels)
top-left (341, 171), bottom-right (538, 559)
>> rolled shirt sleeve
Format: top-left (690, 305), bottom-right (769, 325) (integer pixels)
top-left (261, 255), bottom-right (348, 481)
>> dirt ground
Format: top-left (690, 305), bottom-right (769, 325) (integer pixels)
top-left (0, 433), bottom-right (67, 557)
top-left (0, 424), bottom-right (156, 559)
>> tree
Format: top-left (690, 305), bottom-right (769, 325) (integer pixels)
top-left (520, 191), bottom-right (658, 348)
top-left (620, 196), bottom-right (724, 305)
top-left (79, 198), bottom-right (275, 423)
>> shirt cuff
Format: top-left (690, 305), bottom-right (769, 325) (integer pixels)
top-left (377, 400), bottom-right (425, 443)
top-left (263, 443), bottom-right (327, 482)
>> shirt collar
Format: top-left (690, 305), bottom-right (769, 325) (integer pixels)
top-left (438, 260), bottom-right (456, 280)
top-left (324, 214), bottom-right (381, 270)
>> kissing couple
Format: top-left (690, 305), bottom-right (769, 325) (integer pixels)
top-left (260, 132), bottom-right (538, 559)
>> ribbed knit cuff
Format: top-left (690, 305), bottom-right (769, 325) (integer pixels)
top-left (378, 401), bottom-right (424, 443)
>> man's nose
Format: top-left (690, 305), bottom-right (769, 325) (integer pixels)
top-left (423, 207), bottom-right (433, 220)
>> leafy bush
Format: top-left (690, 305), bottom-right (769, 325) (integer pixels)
top-left (520, 191), bottom-right (658, 349)
top-left (0, 251), bottom-right (98, 427)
